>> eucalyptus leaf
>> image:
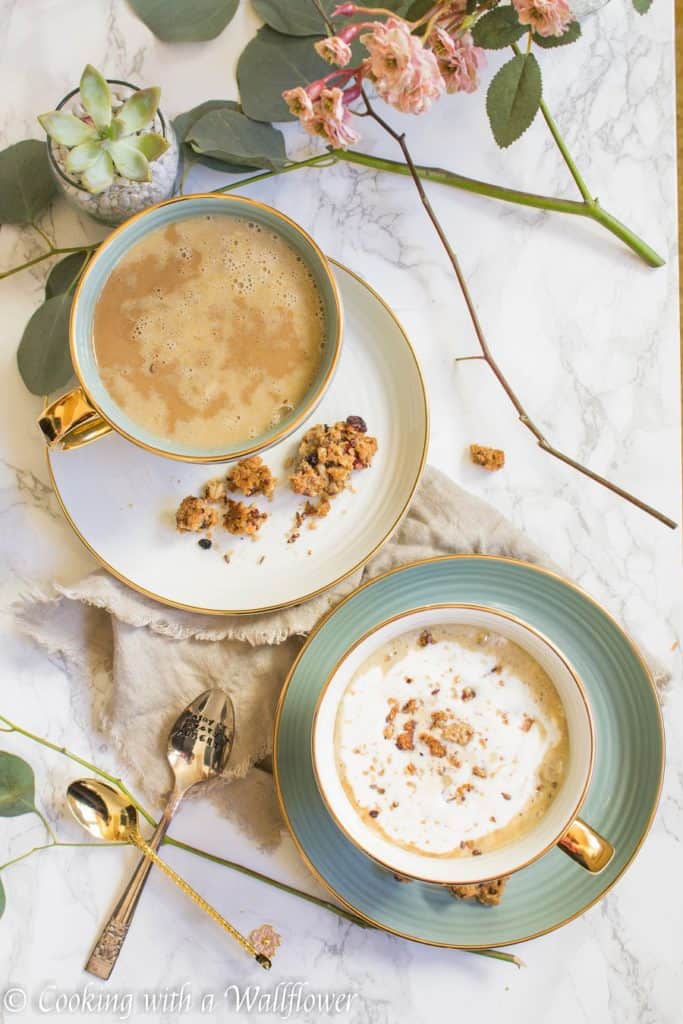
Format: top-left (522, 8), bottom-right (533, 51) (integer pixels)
top-left (486, 53), bottom-right (542, 148)
top-left (129, 0), bottom-right (239, 41)
top-left (252, 0), bottom-right (410, 36)
top-left (17, 293), bottom-right (74, 395)
top-left (0, 141), bottom-right (57, 225)
top-left (533, 21), bottom-right (581, 46)
top-left (632, 0), bottom-right (652, 12)
top-left (109, 140), bottom-right (151, 180)
top-left (405, 0), bottom-right (434, 20)
top-left (174, 100), bottom-right (255, 172)
top-left (0, 752), bottom-right (36, 817)
top-left (0, 878), bottom-right (5, 919)
top-left (187, 108), bottom-right (287, 170)
top-left (80, 64), bottom-right (111, 130)
top-left (38, 111), bottom-right (97, 147)
top-left (45, 251), bottom-right (89, 300)
top-left (472, 6), bottom-right (526, 49)
top-left (115, 87), bottom-right (161, 136)
top-left (237, 27), bottom-right (331, 123)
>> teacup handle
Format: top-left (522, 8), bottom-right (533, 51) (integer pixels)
top-left (558, 817), bottom-right (614, 873)
top-left (39, 386), bottom-right (111, 451)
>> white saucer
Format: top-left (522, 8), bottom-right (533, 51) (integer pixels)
top-left (47, 261), bottom-right (429, 615)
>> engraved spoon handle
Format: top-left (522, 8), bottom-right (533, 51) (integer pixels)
top-left (84, 796), bottom-right (180, 980)
top-left (131, 832), bottom-right (271, 969)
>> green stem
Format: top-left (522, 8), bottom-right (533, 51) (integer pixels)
top-left (34, 809), bottom-right (57, 845)
top-left (211, 152), bottom-right (337, 196)
top-left (333, 150), bottom-right (664, 267)
top-left (0, 242), bottom-right (99, 282)
top-left (0, 840), bottom-right (118, 872)
top-left (0, 713), bottom-right (521, 965)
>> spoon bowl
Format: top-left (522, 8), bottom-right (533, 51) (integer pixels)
top-left (67, 779), bottom-right (139, 844)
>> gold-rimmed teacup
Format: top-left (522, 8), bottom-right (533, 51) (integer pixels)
top-left (39, 193), bottom-right (343, 463)
top-left (312, 604), bottom-right (614, 887)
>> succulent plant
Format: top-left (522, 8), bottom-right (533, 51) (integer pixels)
top-left (38, 65), bottom-right (168, 194)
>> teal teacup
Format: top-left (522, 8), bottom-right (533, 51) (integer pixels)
top-left (39, 193), bottom-right (343, 463)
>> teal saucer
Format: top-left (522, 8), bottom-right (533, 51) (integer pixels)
top-left (273, 556), bottom-right (664, 948)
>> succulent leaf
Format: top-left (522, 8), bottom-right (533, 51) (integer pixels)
top-left (80, 150), bottom-right (115, 193)
top-left (128, 132), bottom-right (168, 162)
top-left (38, 111), bottom-right (97, 147)
top-left (115, 87), bottom-right (161, 136)
top-left (109, 140), bottom-right (151, 181)
top-left (80, 64), bottom-right (111, 130)
top-left (65, 139), bottom-right (104, 174)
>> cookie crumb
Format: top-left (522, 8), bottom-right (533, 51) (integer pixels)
top-left (470, 444), bottom-right (505, 471)
top-left (448, 877), bottom-right (508, 906)
top-left (227, 456), bottom-right (277, 499)
top-left (176, 496), bottom-right (220, 533)
top-left (223, 499), bottom-right (268, 537)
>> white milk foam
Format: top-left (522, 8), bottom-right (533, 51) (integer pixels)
top-left (335, 626), bottom-right (568, 857)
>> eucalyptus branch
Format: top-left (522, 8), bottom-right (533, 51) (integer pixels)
top-left (353, 88), bottom-right (675, 528)
top-left (0, 713), bottom-right (522, 966)
top-left (0, 228), bottom-right (99, 283)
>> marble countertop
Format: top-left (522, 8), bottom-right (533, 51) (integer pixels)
top-left (0, 2), bottom-right (680, 1022)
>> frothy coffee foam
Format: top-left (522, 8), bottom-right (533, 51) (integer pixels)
top-left (93, 215), bottom-right (326, 449)
top-left (335, 625), bottom-right (569, 858)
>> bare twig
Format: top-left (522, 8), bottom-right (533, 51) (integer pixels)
top-left (358, 89), bottom-right (675, 528)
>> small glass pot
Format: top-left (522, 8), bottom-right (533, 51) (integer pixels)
top-left (46, 78), bottom-right (180, 228)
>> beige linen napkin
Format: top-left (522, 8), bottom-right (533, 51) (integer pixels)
top-left (17, 466), bottom-right (667, 849)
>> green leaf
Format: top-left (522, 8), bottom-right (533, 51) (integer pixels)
top-left (0, 878), bottom-right (5, 919)
top-left (0, 752), bottom-right (36, 817)
top-left (472, 7), bottom-right (526, 49)
top-left (486, 52), bottom-right (542, 148)
top-left (80, 64), bottom-right (111, 130)
top-left (65, 140), bottom-right (103, 175)
top-left (129, 132), bottom-right (169, 161)
top-left (253, 0), bottom-right (409, 36)
top-left (17, 293), bottom-right (74, 394)
top-left (174, 100), bottom-right (253, 172)
top-left (45, 251), bottom-right (89, 300)
top-left (533, 21), bottom-right (581, 46)
top-left (0, 141), bottom-right (57, 225)
top-left (237, 27), bottom-right (331, 123)
top-left (129, 0), bottom-right (239, 41)
top-left (38, 111), bottom-right (97, 147)
top-left (80, 150), bottom-right (115, 193)
top-left (109, 140), bottom-right (151, 181)
top-left (632, 0), bottom-right (652, 12)
top-left (187, 108), bottom-right (287, 171)
top-left (115, 87), bottom-right (161, 136)
top-left (405, 0), bottom-right (435, 21)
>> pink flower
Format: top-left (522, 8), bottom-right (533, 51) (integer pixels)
top-left (512, 0), bottom-right (573, 38)
top-left (331, 2), bottom-right (357, 15)
top-left (360, 17), bottom-right (444, 115)
top-left (308, 86), bottom-right (361, 148)
top-left (430, 27), bottom-right (485, 95)
top-left (282, 86), bottom-right (315, 120)
top-left (248, 924), bottom-right (282, 960)
top-left (315, 35), bottom-right (354, 67)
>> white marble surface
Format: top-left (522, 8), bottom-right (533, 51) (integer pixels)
top-left (0, 1), bottom-right (681, 1022)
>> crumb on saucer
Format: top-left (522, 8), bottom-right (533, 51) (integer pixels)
top-left (176, 496), bottom-right (220, 533)
top-left (227, 456), bottom-right (277, 499)
top-left (290, 416), bottom-right (378, 500)
top-left (469, 444), bottom-right (505, 471)
top-left (223, 499), bottom-right (268, 537)
top-left (447, 877), bottom-right (508, 907)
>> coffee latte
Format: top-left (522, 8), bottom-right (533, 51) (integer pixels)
top-left (334, 625), bottom-right (569, 858)
top-left (93, 214), bottom-right (326, 449)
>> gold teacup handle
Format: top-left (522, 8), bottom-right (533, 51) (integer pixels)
top-left (39, 386), bottom-right (111, 450)
top-left (558, 817), bottom-right (614, 873)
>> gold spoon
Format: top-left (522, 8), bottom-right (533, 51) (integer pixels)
top-left (82, 688), bottom-right (236, 979)
top-left (67, 778), bottom-right (271, 971)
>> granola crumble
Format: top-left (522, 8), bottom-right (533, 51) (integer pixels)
top-left (448, 877), bottom-right (508, 906)
top-left (223, 499), bottom-right (268, 537)
top-left (226, 455), bottom-right (277, 499)
top-left (469, 444), bottom-right (505, 471)
top-left (176, 496), bottom-right (220, 533)
top-left (289, 416), bottom-right (378, 500)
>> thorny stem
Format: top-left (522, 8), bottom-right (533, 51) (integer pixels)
top-left (355, 87), bottom-right (675, 528)
top-left (0, 713), bottom-right (522, 966)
